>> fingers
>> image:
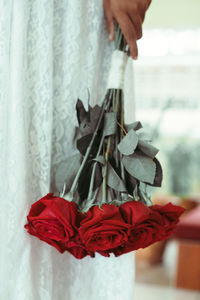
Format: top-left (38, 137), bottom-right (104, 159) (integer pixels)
top-left (116, 13), bottom-right (138, 59)
top-left (138, 0), bottom-right (151, 22)
top-left (103, 0), bottom-right (151, 59)
top-left (146, 0), bottom-right (152, 9)
top-left (103, 0), bottom-right (115, 41)
top-left (108, 16), bottom-right (115, 41)
top-left (128, 13), bottom-right (143, 40)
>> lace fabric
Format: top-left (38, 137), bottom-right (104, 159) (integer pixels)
top-left (0, 1), bottom-right (135, 299)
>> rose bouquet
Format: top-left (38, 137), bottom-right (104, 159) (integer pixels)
top-left (25, 25), bottom-right (184, 259)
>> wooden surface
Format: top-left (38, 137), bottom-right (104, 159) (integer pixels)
top-left (176, 240), bottom-right (200, 291)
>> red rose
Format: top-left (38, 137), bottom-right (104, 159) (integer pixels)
top-left (120, 200), bottom-right (150, 224)
top-left (151, 202), bottom-right (184, 224)
top-left (151, 203), bottom-right (185, 237)
top-left (79, 204), bottom-right (131, 257)
top-left (24, 193), bottom-right (92, 259)
top-left (114, 201), bottom-right (184, 256)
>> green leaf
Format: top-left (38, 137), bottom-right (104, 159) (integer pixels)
top-left (76, 103), bottom-right (103, 138)
top-left (117, 129), bottom-right (138, 155)
top-left (103, 162), bottom-right (126, 192)
top-left (138, 140), bottom-right (159, 158)
top-left (77, 104), bottom-right (102, 137)
top-left (122, 154), bottom-right (156, 184)
top-left (133, 185), bottom-right (140, 201)
top-left (55, 154), bottom-right (82, 192)
top-left (126, 121), bottom-right (143, 132)
top-left (103, 112), bottom-right (116, 136)
top-left (76, 99), bottom-right (88, 125)
top-left (89, 105), bottom-right (102, 131)
top-left (139, 183), bottom-right (152, 206)
top-left (93, 156), bottom-right (105, 165)
top-left (78, 161), bottom-right (102, 201)
top-left (147, 158), bottom-right (163, 187)
top-left (79, 121), bottom-right (92, 136)
top-left (124, 170), bottom-right (137, 196)
top-left (77, 134), bottom-right (93, 155)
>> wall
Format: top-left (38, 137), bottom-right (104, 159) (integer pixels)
top-left (144, 0), bottom-right (200, 28)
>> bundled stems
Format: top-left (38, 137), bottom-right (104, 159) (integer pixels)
top-left (69, 92), bottom-right (111, 196)
top-left (102, 136), bottom-right (111, 203)
top-left (119, 91), bottom-right (126, 182)
top-left (87, 129), bottom-right (106, 202)
top-left (66, 24), bottom-right (129, 207)
top-left (58, 23), bottom-right (162, 211)
top-left (87, 90), bottom-right (114, 203)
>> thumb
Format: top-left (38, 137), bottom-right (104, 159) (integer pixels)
top-left (103, 1), bottom-right (115, 41)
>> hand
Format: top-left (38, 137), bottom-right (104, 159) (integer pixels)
top-left (103, 0), bottom-right (152, 59)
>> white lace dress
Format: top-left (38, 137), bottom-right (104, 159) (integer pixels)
top-left (0, 1), bottom-right (135, 299)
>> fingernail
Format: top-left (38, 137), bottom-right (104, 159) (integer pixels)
top-left (133, 56), bottom-right (138, 60)
top-left (109, 34), bottom-right (113, 41)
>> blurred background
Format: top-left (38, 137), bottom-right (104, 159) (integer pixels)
top-left (133, 1), bottom-right (200, 299)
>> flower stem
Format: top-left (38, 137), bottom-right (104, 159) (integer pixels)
top-left (114, 90), bottom-right (120, 168)
top-left (87, 132), bottom-right (105, 201)
top-left (87, 90), bottom-right (114, 202)
top-left (119, 90), bottom-right (125, 182)
top-left (102, 136), bottom-right (111, 203)
top-left (70, 92), bottom-right (111, 195)
top-left (117, 121), bottom-right (127, 136)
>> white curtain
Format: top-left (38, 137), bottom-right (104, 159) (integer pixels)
top-left (0, 1), bottom-right (135, 299)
